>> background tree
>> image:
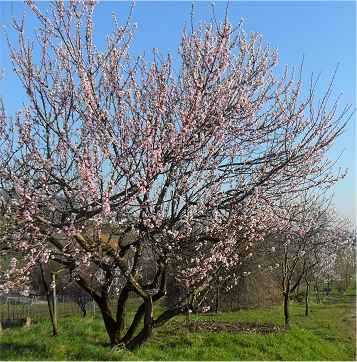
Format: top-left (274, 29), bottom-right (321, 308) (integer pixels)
top-left (266, 196), bottom-right (349, 328)
top-left (333, 237), bottom-right (356, 293)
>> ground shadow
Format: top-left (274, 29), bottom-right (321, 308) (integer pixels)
top-left (0, 342), bottom-right (47, 359)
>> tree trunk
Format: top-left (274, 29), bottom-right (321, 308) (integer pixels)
top-left (97, 286), bottom-right (131, 347)
top-left (77, 298), bottom-right (87, 318)
top-left (98, 290), bottom-right (188, 350)
top-left (215, 284), bottom-right (220, 314)
top-left (122, 284), bottom-right (166, 345)
top-left (98, 299), bottom-right (122, 347)
top-left (39, 264), bottom-right (57, 336)
top-left (304, 282), bottom-right (309, 316)
top-left (125, 296), bottom-right (153, 351)
top-left (283, 291), bottom-right (289, 329)
top-left (314, 281), bottom-right (320, 304)
top-left (115, 287), bottom-right (130, 337)
top-left (121, 303), bottom-right (145, 344)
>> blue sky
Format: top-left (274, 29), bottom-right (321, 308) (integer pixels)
top-left (0, 1), bottom-right (355, 225)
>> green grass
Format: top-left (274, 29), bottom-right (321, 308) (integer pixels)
top-left (0, 290), bottom-right (355, 361)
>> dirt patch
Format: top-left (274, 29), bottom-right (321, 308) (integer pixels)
top-left (183, 320), bottom-right (286, 334)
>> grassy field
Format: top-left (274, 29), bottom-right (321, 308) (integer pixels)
top-left (0, 289), bottom-right (355, 361)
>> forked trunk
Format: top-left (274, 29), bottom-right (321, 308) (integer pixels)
top-left (97, 293), bottom-right (155, 350)
top-left (121, 303), bottom-right (145, 344)
top-left (97, 286), bottom-right (131, 347)
top-left (125, 296), bottom-right (153, 351)
top-left (97, 283), bottom-right (184, 351)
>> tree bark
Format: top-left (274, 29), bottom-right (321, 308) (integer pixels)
top-left (121, 302), bottom-right (145, 344)
top-left (125, 295), bottom-right (153, 351)
top-left (74, 275), bottom-right (189, 350)
top-left (116, 287), bottom-right (130, 336)
top-left (97, 298), bottom-right (122, 346)
top-left (95, 285), bottom-right (132, 347)
top-left (154, 304), bottom-right (188, 327)
top-left (121, 276), bottom-right (166, 345)
top-left (39, 264), bottom-right (58, 336)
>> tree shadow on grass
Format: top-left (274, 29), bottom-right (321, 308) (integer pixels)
top-left (1, 319), bottom-right (27, 329)
top-left (0, 342), bottom-right (48, 359)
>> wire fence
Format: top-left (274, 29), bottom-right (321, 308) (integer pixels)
top-left (0, 294), bottom-right (96, 323)
top-left (0, 292), bottom-right (143, 325)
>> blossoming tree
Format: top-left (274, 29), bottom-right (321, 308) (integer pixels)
top-left (0, 1), bottom-right (350, 349)
top-left (266, 195), bottom-right (351, 327)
